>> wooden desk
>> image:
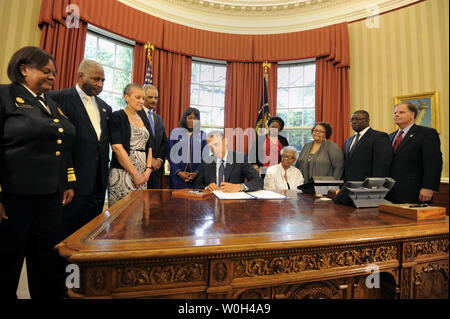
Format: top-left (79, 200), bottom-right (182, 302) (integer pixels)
top-left (56, 190), bottom-right (449, 299)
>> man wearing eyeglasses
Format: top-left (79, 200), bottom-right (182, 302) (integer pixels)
top-left (343, 110), bottom-right (392, 182)
top-left (141, 84), bottom-right (168, 189)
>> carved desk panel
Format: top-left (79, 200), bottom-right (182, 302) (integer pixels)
top-left (56, 190), bottom-right (448, 299)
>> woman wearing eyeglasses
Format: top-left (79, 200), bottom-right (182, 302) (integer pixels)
top-left (264, 146), bottom-right (304, 190)
top-left (295, 122), bottom-right (344, 182)
top-left (249, 116), bottom-right (289, 179)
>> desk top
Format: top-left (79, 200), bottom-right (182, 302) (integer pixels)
top-left (57, 190), bottom-right (448, 263)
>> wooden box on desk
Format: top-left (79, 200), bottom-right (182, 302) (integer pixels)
top-left (171, 189), bottom-right (213, 199)
top-left (379, 204), bottom-right (446, 220)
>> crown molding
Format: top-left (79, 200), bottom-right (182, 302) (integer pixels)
top-left (119, 0), bottom-right (421, 34)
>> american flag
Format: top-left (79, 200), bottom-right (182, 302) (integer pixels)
top-left (255, 61), bottom-right (271, 135)
top-left (144, 42), bottom-right (154, 85)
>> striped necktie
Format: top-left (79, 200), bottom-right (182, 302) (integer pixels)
top-left (393, 130), bottom-right (403, 152)
top-left (218, 160), bottom-right (225, 186)
top-left (350, 133), bottom-right (360, 152)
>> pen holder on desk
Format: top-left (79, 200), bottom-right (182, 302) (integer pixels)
top-left (171, 189), bottom-right (213, 199)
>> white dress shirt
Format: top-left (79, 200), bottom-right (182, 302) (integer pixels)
top-left (392, 122), bottom-right (414, 146)
top-left (76, 84), bottom-right (101, 140)
top-left (264, 163), bottom-right (304, 190)
top-left (349, 126), bottom-right (370, 151)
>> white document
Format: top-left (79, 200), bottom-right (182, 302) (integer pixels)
top-left (213, 190), bottom-right (288, 200)
top-left (247, 190), bottom-right (288, 199)
top-left (212, 190), bottom-right (254, 200)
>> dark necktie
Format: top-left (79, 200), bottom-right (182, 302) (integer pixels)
top-left (37, 96), bottom-right (50, 114)
top-left (350, 133), bottom-right (360, 152)
top-left (148, 110), bottom-right (155, 136)
top-left (393, 130), bottom-right (403, 152)
top-left (38, 96), bottom-right (47, 106)
top-left (218, 160), bottom-right (225, 186)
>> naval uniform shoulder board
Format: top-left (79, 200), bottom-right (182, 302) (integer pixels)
top-left (15, 96), bottom-right (34, 109)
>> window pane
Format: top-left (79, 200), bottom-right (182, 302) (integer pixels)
top-left (304, 87), bottom-right (315, 108)
top-left (99, 91), bottom-right (112, 107)
top-left (211, 107), bottom-right (224, 126)
top-left (282, 129), bottom-right (313, 151)
top-left (282, 130), bottom-right (302, 151)
top-left (102, 66), bottom-right (113, 92)
top-left (287, 110), bottom-right (303, 127)
top-left (213, 66), bottom-right (226, 87)
top-left (288, 88), bottom-right (303, 109)
top-left (190, 84), bottom-right (199, 105)
top-left (84, 34), bottom-right (97, 60)
top-left (97, 38), bottom-right (115, 65)
top-left (278, 67), bottom-right (289, 87)
top-left (289, 65), bottom-right (303, 86)
top-left (191, 63), bottom-right (200, 84)
top-left (276, 109), bottom-right (288, 124)
top-left (116, 45), bottom-right (133, 71)
top-left (303, 108), bottom-right (315, 127)
top-left (213, 87), bottom-right (225, 107)
top-left (113, 93), bottom-right (126, 111)
top-left (277, 87), bottom-right (288, 109)
top-left (113, 69), bottom-right (131, 94)
top-left (199, 106), bottom-right (212, 125)
top-left (199, 64), bottom-right (214, 85)
top-left (304, 64), bottom-right (316, 86)
top-left (199, 85), bottom-right (213, 106)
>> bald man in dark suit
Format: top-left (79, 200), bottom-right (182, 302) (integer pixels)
top-left (47, 59), bottom-right (112, 235)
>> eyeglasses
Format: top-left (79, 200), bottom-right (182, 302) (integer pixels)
top-left (349, 117), bottom-right (368, 122)
top-left (281, 155), bottom-right (297, 160)
top-left (312, 129), bottom-right (326, 134)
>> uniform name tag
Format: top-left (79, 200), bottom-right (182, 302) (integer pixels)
top-left (15, 103), bottom-right (34, 109)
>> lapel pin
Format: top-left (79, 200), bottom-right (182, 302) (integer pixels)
top-left (16, 97), bottom-right (25, 103)
top-left (410, 134), bottom-right (414, 137)
top-left (102, 108), bottom-right (106, 112)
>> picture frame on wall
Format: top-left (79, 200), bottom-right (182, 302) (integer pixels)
top-left (394, 91), bottom-right (440, 133)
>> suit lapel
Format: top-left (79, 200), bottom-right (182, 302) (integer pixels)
top-left (389, 132), bottom-right (396, 144)
top-left (344, 137), bottom-right (351, 156)
top-left (224, 151), bottom-right (235, 182)
top-left (95, 97), bottom-right (109, 140)
top-left (395, 124), bottom-right (418, 154)
top-left (349, 128), bottom-right (372, 158)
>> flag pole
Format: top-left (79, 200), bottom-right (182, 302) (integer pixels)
top-left (262, 61), bottom-right (271, 131)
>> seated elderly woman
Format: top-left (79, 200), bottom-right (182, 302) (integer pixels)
top-left (264, 146), bottom-right (304, 190)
